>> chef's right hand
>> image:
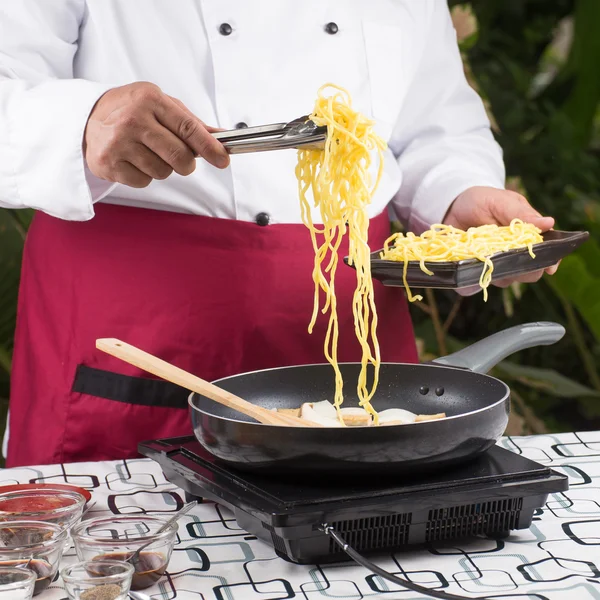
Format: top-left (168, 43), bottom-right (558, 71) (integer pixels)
top-left (84, 82), bottom-right (230, 188)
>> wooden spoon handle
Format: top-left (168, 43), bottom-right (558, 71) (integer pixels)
top-left (95, 339), bottom-right (315, 427)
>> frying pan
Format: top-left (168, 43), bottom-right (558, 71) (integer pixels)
top-left (189, 322), bottom-right (565, 475)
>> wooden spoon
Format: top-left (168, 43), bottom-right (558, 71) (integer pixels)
top-left (96, 338), bottom-right (317, 427)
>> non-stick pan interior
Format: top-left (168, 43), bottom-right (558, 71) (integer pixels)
top-left (193, 363), bottom-right (508, 422)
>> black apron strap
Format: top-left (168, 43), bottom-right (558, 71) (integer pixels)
top-left (71, 365), bottom-right (189, 409)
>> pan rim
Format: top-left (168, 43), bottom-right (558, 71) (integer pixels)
top-left (188, 362), bottom-right (510, 427)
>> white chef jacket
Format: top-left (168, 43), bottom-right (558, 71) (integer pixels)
top-left (0, 0), bottom-right (505, 233)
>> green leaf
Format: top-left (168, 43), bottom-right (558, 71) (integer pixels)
top-left (412, 319), bottom-right (466, 359)
top-left (495, 360), bottom-right (600, 398)
top-left (548, 251), bottom-right (600, 342)
top-left (0, 348), bottom-right (11, 376)
top-left (575, 234), bottom-right (600, 278)
top-left (552, 0), bottom-right (600, 148)
top-left (0, 208), bottom-right (29, 376)
top-left (459, 32), bottom-right (479, 52)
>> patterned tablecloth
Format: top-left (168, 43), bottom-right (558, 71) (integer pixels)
top-left (1, 431), bottom-right (600, 600)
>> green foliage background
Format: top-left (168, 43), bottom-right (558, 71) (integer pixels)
top-left (414, 0), bottom-right (600, 435)
top-left (0, 0), bottom-right (599, 452)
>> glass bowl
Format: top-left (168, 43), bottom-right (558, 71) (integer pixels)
top-left (72, 516), bottom-right (177, 590)
top-left (61, 560), bottom-right (134, 600)
top-left (0, 520), bottom-right (68, 596)
top-left (0, 489), bottom-right (86, 530)
top-left (0, 566), bottom-right (36, 599)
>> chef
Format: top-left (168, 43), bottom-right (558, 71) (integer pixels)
top-left (0, 1), bottom-right (557, 467)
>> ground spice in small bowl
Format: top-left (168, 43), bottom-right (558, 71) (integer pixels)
top-left (80, 583), bottom-right (122, 600)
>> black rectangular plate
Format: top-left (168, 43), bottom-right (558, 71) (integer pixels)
top-left (344, 230), bottom-right (589, 290)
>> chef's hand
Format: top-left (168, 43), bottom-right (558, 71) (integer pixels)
top-left (84, 82), bottom-right (230, 188)
top-left (444, 186), bottom-right (558, 287)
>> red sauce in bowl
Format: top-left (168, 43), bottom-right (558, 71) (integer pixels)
top-left (0, 495), bottom-right (76, 513)
top-left (0, 484), bottom-right (91, 503)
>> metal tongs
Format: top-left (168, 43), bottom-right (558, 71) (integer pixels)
top-left (212, 115), bottom-right (327, 154)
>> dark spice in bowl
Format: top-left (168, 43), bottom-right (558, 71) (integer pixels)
top-left (91, 552), bottom-right (166, 590)
top-left (0, 558), bottom-right (53, 595)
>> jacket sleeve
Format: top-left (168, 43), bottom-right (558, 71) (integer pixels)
top-left (389, 0), bottom-right (506, 234)
top-left (0, 0), bottom-right (116, 220)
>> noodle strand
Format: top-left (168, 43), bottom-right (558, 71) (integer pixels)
top-left (296, 84), bottom-right (385, 425)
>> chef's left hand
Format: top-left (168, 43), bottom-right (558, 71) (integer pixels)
top-left (443, 186), bottom-right (559, 287)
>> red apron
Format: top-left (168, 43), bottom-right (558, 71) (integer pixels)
top-left (7, 204), bottom-right (418, 467)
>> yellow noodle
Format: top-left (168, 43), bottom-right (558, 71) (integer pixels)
top-left (296, 84), bottom-right (386, 425)
top-left (295, 86), bottom-right (541, 425)
top-left (380, 220), bottom-right (544, 301)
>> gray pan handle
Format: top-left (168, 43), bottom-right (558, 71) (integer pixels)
top-left (431, 321), bottom-right (565, 374)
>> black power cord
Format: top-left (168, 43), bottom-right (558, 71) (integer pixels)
top-left (324, 525), bottom-right (489, 600)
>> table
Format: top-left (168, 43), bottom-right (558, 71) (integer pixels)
top-left (1, 431), bottom-right (599, 600)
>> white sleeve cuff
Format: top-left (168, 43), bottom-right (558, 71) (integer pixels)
top-left (8, 78), bottom-right (116, 220)
top-left (85, 164), bottom-right (119, 203)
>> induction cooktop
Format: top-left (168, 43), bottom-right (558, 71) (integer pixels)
top-left (139, 436), bottom-right (568, 564)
